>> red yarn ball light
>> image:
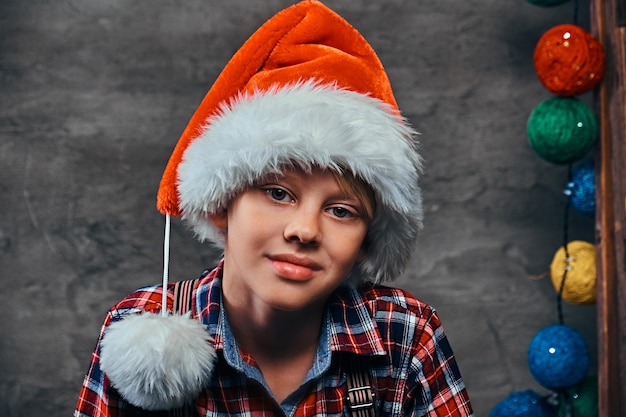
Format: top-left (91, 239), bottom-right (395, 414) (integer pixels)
top-left (533, 24), bottom-right (605, 96)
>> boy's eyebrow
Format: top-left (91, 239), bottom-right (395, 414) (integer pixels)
top-left (326, 191), bottom-right (364, 204)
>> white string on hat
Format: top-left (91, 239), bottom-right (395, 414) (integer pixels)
top-left (162, 214), bottom-right (171, 316)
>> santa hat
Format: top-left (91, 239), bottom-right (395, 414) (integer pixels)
top-left (158, 0), bottom-right (423, 283)
top-left (100, 0), bottom-right (422, 410)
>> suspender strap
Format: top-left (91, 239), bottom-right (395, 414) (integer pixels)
top-left (172, 278), bottom-right (198, 314)
top-left (167, 405), bottom-right (189, 417)
top-left (169, 278), bottom-right (200, 417)
top-left (345, 355), bottom-right (376, 417)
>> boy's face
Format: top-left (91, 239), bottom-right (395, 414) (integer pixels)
top-left (211, 168), bottom-right (369, 312)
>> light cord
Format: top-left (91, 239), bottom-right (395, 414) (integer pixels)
top-left (557, 164), bottom-right (573, 325)
top-left (162, 214), bottom-right (171, 317)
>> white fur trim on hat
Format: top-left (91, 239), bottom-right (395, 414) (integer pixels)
top-left (100, 312), bottom-right (216, 410)
top-left (178, 80), bottom-right (423, 283)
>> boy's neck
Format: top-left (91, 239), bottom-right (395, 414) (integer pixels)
top-left (223, 294), bottom-right (325, 356)
top-left (223, 295), bottom-right (325, 403)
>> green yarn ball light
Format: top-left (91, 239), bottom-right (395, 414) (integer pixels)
top-left (557, 375), bottom-right (598, 417)
top-left (527, 97), bottom-right (598, 164)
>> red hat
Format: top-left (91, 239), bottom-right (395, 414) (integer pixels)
top-left (158, 0), bottom-right (422, 283)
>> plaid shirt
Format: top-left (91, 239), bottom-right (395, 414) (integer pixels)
top-left (75, 262), bottom-right (473, 417)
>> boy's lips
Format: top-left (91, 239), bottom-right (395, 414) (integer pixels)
top-left (267, 254), bottom-right (323, 281)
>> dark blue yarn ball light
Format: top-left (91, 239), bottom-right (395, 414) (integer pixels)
top-left (565, 159), bottom-right (596, 216)
top-left (489, 390), bottom-right (555, 417)
top-left (528, 324), bottom-right (589, 391)
top-left (526, 0), bottom-right (570, 6)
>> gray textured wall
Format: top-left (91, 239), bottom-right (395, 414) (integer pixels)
top-left (1, 1), bottom-right (598, 416)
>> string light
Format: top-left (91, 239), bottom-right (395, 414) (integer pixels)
top-left (489, 0), bottom-right (603, 415)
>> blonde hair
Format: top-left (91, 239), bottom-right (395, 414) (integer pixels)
top-left (332, 170), bottom-right (376, 222)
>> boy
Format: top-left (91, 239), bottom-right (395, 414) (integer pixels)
top-left (75, 1), bottom-right (474, 416)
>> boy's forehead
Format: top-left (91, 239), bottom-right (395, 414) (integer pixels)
top-left (252, 165), bottom-right (340, 183)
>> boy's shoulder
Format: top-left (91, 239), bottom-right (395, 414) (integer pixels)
top-left (329, 285), bottom-right (442, 356)
top-left (359, 284), bottom-right (434, 315)
top-left (107, 284), bottom-right (167, 318)
top-left (333, 284), bottom-right (437, 327)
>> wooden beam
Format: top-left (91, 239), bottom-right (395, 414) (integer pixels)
top-left (590, 0), bottom-right (626, 415)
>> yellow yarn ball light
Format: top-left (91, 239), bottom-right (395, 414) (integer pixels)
top-left (550, 240), bottom-right (596, 304)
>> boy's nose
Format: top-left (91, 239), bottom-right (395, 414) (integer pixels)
top-left (283, 208), bottom-right (321, 245)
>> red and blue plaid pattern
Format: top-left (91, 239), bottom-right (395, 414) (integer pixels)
top-left (75, 262), bottom-right (473, 416)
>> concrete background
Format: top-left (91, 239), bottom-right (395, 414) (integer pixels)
top-left (0, 0), bottom-right (598, 416)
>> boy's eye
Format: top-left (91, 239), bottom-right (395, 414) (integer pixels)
top-left (266, 188), bottom-right (290, 202)
top-left (330, 206), bottom-right (354, 218)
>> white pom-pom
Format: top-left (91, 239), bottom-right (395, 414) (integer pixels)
top-left (100, 312), bottom-right (216, 410)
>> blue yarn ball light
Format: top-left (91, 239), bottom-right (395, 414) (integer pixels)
top-left (565, 159), bottom-right (596, 216)
top-left (527, 97), bottom-right (598, 164)
top-left (528, 324), bottom-right (589, 391)
top-left (489, 390), bottom-right (555, 417)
